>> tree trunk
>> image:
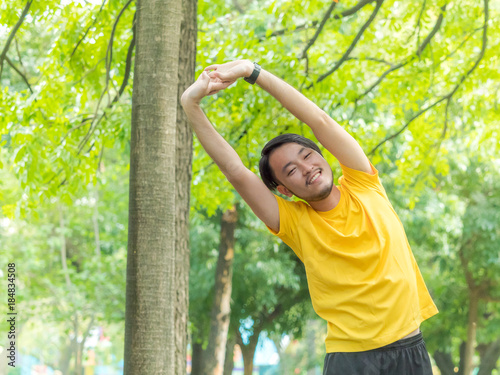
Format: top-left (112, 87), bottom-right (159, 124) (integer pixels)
top-left (93, 185), bottom-right (101, 259)
top-left (204, 207), bottom-right (238, 375)
top-left (223, 335), bottom-right (236, 375)
top-left (123, 0), bottom-right (182, 373)
top-left (433, 351), bottom-right (456, 375)
top-left (191, 340), bottom-right (205, 375)
top-left (306, 319), bottom-right (318, 373)
top-left (477, 339), bottom-right (500, 375)
top-left (73, 313), bottom-right (83, 375)
top-left (174, 0), bottom-right (197, 373)
top-left (457, 341), bottom-right (467, 375)
top-left (237, 326), bottom-right (262, 375)
top-left (463, 289), bottom-right (479, 375)
top-left (272, 335), bottom-right (290, 375)
top-left (59, 338), bottom-right (73, 375)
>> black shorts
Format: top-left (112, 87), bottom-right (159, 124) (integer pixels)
top-left (323, 333), bottom-right (433, 375)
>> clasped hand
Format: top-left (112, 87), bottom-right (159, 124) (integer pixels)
top-left (181, 60), bottom-right (253, 105)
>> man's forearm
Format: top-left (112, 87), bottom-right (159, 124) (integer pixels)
top-left (254, 69), bottom-right (329, 131)
top-left (182, 102), bottom-right (245, 177)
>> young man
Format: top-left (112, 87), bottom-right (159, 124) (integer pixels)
top-left (181, 60), bottom-right (438, 374)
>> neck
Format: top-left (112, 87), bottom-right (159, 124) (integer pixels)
top-left (308, 185), bottom-right (341, 212)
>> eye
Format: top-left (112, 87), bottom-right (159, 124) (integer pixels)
top-left (304, 152), bottom-right (312, 159)
top-left (287, 168), bottom-right (296, 176)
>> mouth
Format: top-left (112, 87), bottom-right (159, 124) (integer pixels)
top-left (307, 170), bottom-right (322, 185)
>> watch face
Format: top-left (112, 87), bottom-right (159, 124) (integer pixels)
top-left (244, 63), bottom-right (261, 84)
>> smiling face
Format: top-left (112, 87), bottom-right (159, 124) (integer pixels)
top-left (268, 142), bottom-right (334, 203)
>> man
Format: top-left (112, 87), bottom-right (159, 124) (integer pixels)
top-left (181, 60), bottom-right (438, 374)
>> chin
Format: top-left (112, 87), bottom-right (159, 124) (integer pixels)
top-left (298, 181), bottom-right (334, 202)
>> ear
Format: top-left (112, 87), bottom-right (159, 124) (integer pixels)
top-left (277, 185), bottom-right (293, 198)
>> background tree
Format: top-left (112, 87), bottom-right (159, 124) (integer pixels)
top-left (204, 206), bottom-right (238, 375)
top-left (189, 202), bottom-right (313, 374)
top-left (401, 155), bottom-right (500, 375)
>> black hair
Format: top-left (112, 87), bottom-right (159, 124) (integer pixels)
top-left (259, 133), bottom-right (323, 191)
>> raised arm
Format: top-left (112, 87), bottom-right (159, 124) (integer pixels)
top-left (207, 60), bottom-right (372, 174)
top-left (181, 71), bottom-right (280, 231)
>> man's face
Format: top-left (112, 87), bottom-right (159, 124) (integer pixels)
top-left (269, 142), bottom-right (334, 202)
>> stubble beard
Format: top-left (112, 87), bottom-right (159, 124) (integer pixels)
top-left (288, 179), bottom-right (334, 203)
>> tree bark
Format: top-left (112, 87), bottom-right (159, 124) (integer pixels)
top-left (477, 339), bottom-right (500, 375)
top-left (236, 304), bottom-right (283, 375)
top-left (272, 335), bottom-right (290, 375)
top-left (73, 314), bottom-right (82, 375)
top-left (174, 0), bottom-right (197, 373)
top-left (433, 351), bottom-right (456, 375)
top-left (92, 186), bottom-right (101, 259)
top-left (123, 0), bottom-right (182, 373)
top-left (58, 339), bottom-right (73, 375)
top-left (191, 340), bottom-right (205, 375)
top-left (223, 335), bottom-right (236, 375)
top-left (307, 319), bottom-right (318, 373)
top-left (237, 327), bottom-right (261, 375)
top-left (458, 341), bottom-right (467, 375)
top-left (463, 289), bottom-right (479, 375)
top-left (204, 207), bottom-right (238, 375)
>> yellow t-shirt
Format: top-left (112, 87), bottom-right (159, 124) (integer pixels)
top-left (268, 162), bottom-right (438, 352)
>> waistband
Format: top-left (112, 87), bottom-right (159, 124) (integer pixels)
top-left (368, 332), bottom-right (424, 352)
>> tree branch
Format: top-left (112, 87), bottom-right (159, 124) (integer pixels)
top-left (258, 0), bottom-right (377, 42)
top-left (458, 240), bottom-right (477, 292)
top-left (232, 0), bottom-right (245, 14)
top-left (348, 2), bottom-right (447, 120)
top-left (453, 0), bottom-right (488, 91)
top-left (368, 96), bottom-right (448, 155)
top-left (441, 26), bottom-right (485, 62)
top-left (112, 12), bottom-right (136, 104)
top-left (359, 61), bottom-right (407, 99)
top-left (258, 21), bottom-right (318, 41)
top-left (70, 0), bottom-right (108, 60)
top-left (0, 0), bottom-right (33, 80)
top-left (14, 37), bottom-right (26, 71)
top-left (406, 0), bottom-right (427, 44)
top-left (333, 0), bottom-right (377, 20)
top-left (4, 55), bottom-right (33, 93)
top-left (308, 0), bottom-right (384, 89)
top-left (54, 10), bottom-right (135, 190)
top-left (346, 56), bottom-right (393, 66)
top-left (299, 1), bottom-right (338, 59)
top-left (77, 0), bottom-right (133, 154)
top-left (368, 0), bottom-right (488, 155)
top-left (416, 3), bottom-right (447, 57)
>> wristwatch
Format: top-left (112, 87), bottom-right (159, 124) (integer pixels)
top-left (244, 62), bottom-right (261, 85)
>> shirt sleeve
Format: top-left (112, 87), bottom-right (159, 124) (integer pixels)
top-left (266, 195), bottom-right (304, 261)
top-left (338, 161), bottom-right (388, 198)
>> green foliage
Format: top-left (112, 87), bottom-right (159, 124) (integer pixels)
top-left (0, 142), bottom-right (129, 370)
top-left (194, 0), bottom-right (499, 211)
top-left (394, 155), bottom-right (500, 366)
top-left (0, 0), bottom-right (134, 215)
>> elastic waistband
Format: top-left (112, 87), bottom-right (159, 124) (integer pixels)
top-left (369, 333), bottom-right (424, 352)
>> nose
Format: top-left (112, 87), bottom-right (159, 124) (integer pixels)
top-left (301, 163), bottom-right (314, 176)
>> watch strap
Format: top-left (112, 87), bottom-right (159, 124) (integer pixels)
top-left (244, 62), bottom-right (261, 85)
